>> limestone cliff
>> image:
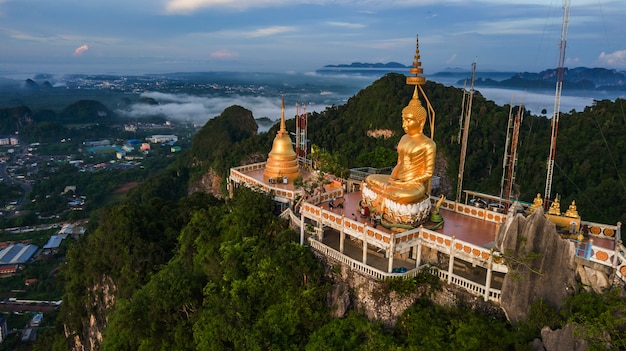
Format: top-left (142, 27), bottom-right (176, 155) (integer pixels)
top-left (495, 207), bottom-right (577, 322)
top-left (187, 167), bottom-right (224, 198)
top-left (66, 275), bottom-right (117, 351)
top-left (318, 251), bottom-right (504, 327)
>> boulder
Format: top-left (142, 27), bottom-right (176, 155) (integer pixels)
top-left (495, 206), bottom-right (577, 322)
top-left (540, 324), bottom-right (588, 351)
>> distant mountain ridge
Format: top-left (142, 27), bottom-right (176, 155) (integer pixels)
top-left (316, 62), bottom-right (407, 75)
top-left (323, 62), bottom-right (406, 69)
top-left (455, 67), bottom-right (626, 91)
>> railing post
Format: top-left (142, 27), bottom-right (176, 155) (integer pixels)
top-left (299, 210), bottom-right (305, 245)
top-left (586, 239), bottom-right (593, 260)
top-left (318, 207), bottom-right (323, 241)
top-left (448, 236), bottom-right (456, 284)
top-left (339, 215), bottom-right (345, 254)
top-left (613, 222), bottom-right (621, 270)
top-left (362, 224), bottom-right (368, 265)
top-left (415, 239), bottom-right (423, 268)
top-left (388, 235), bottom-right (395, 273)
top-left (484, 248), bottom-right (494, 301)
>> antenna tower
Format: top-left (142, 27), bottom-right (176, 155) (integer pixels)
top-left (295, 103), bottom-right (308, 166)
top-left (456, 61), bottom-right (476, 203)
top-left (500, 101), bottom-right (523, 206)
top-left (544, 0), bottom-right (571, 207)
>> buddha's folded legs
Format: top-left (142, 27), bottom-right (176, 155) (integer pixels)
top-left (365, 174), bottom-right (426, 204)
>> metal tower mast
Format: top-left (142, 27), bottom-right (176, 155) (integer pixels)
top-left (456, 61), bottom-right (476, 203)
top-left (295, 103), bottom-right (308, 166)
top-left (500, 100), bottom-right (514, 202)
top-left (501, 103), bottom-right (523, 204)
top-left (544, 0), bottom-right (571, 207)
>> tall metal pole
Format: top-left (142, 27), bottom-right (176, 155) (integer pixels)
top-left (456, 61), bottom-right (476, 203)
top-left (500, 99), bottom-right (514, 201)
top-left (544, 0), bottom-right (571, 207)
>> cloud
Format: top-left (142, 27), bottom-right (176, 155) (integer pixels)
top-left (211, 50), bottom-right (237, 59)
top-left (165, 0), bottom-right (294, 14)
top-left (326, 21), bottom-right (366, 29)
top-left (597, 50), bottom-right (626, 68)
top-left (117, 91), bottom-right (333, 132)
top-left (73, 44), bottom-right (89, 56)
top-left (247, 26), bottom-right (295, 38)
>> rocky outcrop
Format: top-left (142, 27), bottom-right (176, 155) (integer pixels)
top-left (319, 251), bottom-right (504, 327)
top-left (188, 168), bottom-right (223, 198)
top-left (495, 207), bottom-right (577, 323)
top-left (576, 264), bottom-right (611, 293)
top-left (324, 258), bottom-right (419, 327)
top-left (540, 323), bottom-right (588, 351)
top-left (66, 275), bottom-right (117, 351)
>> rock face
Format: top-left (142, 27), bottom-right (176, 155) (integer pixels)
top-left (540, 324), bottom-right (588, 351)
top-left (66, 275), bottom-right (117, 351)
top-left (188, 168), bottom-right (223, 198)
top-left (576, 264), bottom-right (611, 293)
top-left (318, 251), bottom-right (504, 327)
top-left (495, 207), bottom-right (577, 322)
top-left (323, 257), bottom-right (419, 327)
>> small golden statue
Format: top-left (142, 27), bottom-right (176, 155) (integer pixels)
top-left (565, 200), bottom-right (579, 218)
top-left (548, 197), bottom-right (561, 215)
top-left (528, 193), bottom-right (543, 213)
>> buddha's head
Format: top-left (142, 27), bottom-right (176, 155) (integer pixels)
top-left (401, 87), bottom-right (427, 136)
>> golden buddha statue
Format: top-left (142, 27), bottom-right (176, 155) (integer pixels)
top-left (361, 36), bottom-right (436, 226)
top-left (547, 197), bottom-right (561, 215)
top-left (364, 87), bottom-right (436, 204)
top-left (528, 193), bottom-right (543, 213)
top-left (565, 200), bottom-right (579, 218)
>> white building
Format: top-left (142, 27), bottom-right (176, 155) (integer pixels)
top-left (146, 135), bottom-right (178, 143)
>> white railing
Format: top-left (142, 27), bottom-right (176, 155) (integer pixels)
top-left (430, 267), bottom-right (501, 302)
top-left (434, 197), bottom-right (507, 225)
top-left (301, 201), bottom-right (507, 272)
top-left (308, 238), bottom-right (421, 280)
top-left (230, 167), bottom-right (302, 202)
top-left (309, 238), bottom-right (502, 303)
top-left (581, 220), bottom-right (619, 240)
top-left (302, 204), bottom-right (394, 252)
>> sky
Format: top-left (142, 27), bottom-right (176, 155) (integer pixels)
top-left (0, 0), bottom-right (625, 76)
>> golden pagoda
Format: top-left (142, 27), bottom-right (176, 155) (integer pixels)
top-left (263, 95), bottom-right (301, 183)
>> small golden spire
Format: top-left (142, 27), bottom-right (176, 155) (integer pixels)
top-left (406, 35), bottom-right (426, 86)
top-left (279, 93), bottom-right (286, 133)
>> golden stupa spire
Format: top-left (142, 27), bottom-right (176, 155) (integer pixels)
top-left (279, 93), bottom-right (287, 134)
top-left (406, 35), bottom-right (425, 87)
top-left (405, 35), bottom-right (435, 138)
top-left (263, 93), bottom-right (301, 183)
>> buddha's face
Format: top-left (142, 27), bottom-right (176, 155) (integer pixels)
top-left (402, 113), bottom-right (424, 135)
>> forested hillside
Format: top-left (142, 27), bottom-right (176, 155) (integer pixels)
top-left (302, 73), bottom-right (626, 224)
top-left (34, 73), bottom-right (626, 350)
